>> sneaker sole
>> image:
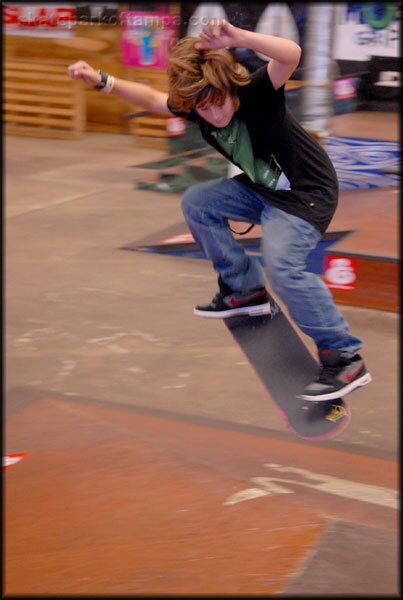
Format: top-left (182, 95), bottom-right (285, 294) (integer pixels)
top-left (298, 372), bottom-right (372, 402)
top-left (193, 302), bottom-right (273, 319)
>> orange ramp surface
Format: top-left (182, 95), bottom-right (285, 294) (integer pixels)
top-left (5, 389), bottom-right (398, 596)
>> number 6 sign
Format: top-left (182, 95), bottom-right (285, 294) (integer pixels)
top-left (324, 255), bottom-right (357, 291)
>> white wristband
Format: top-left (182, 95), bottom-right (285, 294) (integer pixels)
top-left (101, 75), bottom-right (115, 94)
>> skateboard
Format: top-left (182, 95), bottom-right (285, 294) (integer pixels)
top-left (225, 309), bottom-right (350, 441)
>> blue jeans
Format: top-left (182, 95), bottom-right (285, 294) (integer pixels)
top-left (181, 177), bottom-right (363, 353)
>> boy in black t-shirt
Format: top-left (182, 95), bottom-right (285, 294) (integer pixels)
top-left (68, 19), bottom-right (371, 401)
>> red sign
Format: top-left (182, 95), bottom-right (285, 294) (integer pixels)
top-left (166, 117), bottom-right (186, 137)
top-left (324, 256), bottom-right (357, 291)
top-left (3, 4), bottom-right (76, 37)
top-left (161, 233), bottom-right (194, 244)
top-left (333, 77), bottom-right (357, 100)
top-left (3, 452), bottom-right (30, 470)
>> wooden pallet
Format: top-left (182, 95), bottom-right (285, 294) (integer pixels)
top-left (4, 59), bottom-right (85, 140)
top-left (128, 67), bottom-right (169, 149)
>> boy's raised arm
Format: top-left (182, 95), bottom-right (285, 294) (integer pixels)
top-left (195, 19), bottom-right (301, 90)
top-left (67, 60), bottom-right (173, 115)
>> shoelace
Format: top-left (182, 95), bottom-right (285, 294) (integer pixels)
top-left (316, 364), bottom-right (342, 384)
top-left (211, 292), bottom-right (224, 307)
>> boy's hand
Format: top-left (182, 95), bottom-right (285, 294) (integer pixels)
top-left (195, 19), bottom-right (244, 50)
top-left (67, 60), bottom-right (101, 88)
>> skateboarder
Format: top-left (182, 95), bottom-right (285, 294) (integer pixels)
top-left (67, 19), bottom-right (371, 402)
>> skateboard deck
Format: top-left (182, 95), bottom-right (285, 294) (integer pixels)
top-left (225, 311), bottom-right (350, 440)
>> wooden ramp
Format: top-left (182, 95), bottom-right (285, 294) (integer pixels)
top-left (322, 187), bottom-right (399, 312)
top-left (4, 387), bottom-right (399, 596)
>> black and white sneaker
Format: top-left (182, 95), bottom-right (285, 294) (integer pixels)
top-left (299, 349), bottom-right (372, 401)
top-left (194, 286), bottom-right (278, 319)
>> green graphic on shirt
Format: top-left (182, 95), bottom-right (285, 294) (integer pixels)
top-left (212, 118), bottom-right (281, 189)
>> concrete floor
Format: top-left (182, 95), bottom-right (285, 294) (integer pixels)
top-left (5, 132), bottom-right (398, 458)
top-left (4, 131), bottom-right (399, 595)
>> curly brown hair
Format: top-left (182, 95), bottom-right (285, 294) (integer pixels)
top-left (167, 36), bottom-right (250, 113)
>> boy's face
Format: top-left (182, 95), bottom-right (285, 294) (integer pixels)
top-left (195, 95), bottom-right (236, 128)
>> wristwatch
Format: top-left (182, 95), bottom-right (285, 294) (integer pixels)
top-left (94, 70), bottom-right (108, 89)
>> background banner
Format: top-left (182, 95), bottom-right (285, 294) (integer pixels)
top-left (3, 3), bottom-right (76, 37)
top-left (120, 11), bottom-right (178, 69)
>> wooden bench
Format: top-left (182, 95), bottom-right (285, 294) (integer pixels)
top-left (4, 59), bottom-right (85, 140)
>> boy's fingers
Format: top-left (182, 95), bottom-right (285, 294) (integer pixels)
top-left (195, 42), bottom-right (209, 50)
top-left (201, 28), bottom-right (212, 39)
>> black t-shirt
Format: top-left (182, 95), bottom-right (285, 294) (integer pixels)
top-left (168, 65), bottom-right (339, 234)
